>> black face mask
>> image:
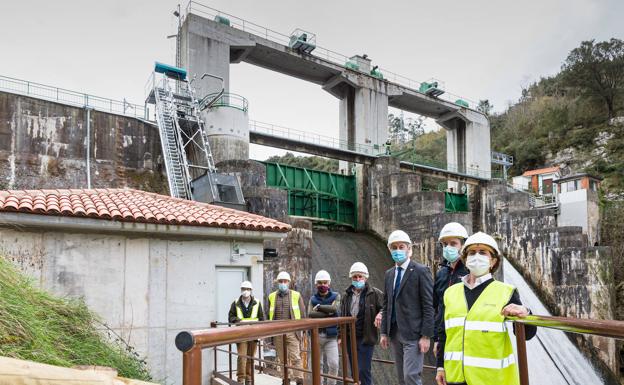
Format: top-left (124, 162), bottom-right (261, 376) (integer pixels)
top-left (317, 285), bottom-right (329, 294)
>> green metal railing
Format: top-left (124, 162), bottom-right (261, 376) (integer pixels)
top-left (202, 92), bottom-right (249, 112)
top-left (263, 162), bottom-right (357, 228)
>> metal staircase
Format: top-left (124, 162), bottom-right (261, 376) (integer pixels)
top-left (146, 62), bottom-right (244, 208)
top-left (153, 85), bottom-right (193, 199)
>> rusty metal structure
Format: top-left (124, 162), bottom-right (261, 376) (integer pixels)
top-left (176, 315), bottom-right (624, 385)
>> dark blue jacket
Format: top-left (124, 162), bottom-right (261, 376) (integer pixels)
top-left (310, 291), bottom-right (340, 337)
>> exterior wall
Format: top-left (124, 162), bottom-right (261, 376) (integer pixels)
top-left (202, 104), bottom-right (250, 163)
top-left (0, 226), bottom-right (265, 385)
top-left (0, 91), bottom-right (167, 193)
top-left (364, 157), bottom-right (473, 271)
top-left (558, 188), bottom-right (589, 232)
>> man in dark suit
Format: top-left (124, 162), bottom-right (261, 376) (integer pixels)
top-left (375, 230), bottom-right (434, 385)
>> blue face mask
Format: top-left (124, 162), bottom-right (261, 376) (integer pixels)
top-left (391, 249), bottom-right (407, 263)
top-left (278, 283), bottom-right (289, 292)
top-left (443, 246), bottom-right (460, 263)
top-left (352, 280), bottom-right (365, 290)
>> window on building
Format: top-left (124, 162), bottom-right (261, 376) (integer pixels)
top-left (589, 180), bottom-right (599, 192)
top-left (563, 180), bottom-right (580, 193)
top-left (543, 179), bottom-right (553, 194)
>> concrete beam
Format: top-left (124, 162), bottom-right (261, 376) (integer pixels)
top-left (250, 131), bottom-right (485, 185)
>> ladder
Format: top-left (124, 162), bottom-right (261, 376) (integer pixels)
top-left (152, 74), bottom-right (219, 201)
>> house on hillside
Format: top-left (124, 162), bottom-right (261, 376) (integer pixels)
top-left (554, 173), bottom-right (602, 245)
top-left (511, 166), bottom-right (561, 196)
top-left (0, 188), bottom-right (291, 385)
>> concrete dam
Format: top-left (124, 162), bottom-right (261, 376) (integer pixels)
top-left (0, 2), bottom-right (622, 384)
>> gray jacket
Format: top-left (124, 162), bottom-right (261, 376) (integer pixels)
top-left (380, 259), bottom-right (434, 340)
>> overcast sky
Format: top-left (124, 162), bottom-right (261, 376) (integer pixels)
top-left (1, 0), bottom-right (622, 160)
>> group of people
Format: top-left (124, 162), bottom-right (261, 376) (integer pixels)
top-left (228, 223), bottom-right (536, 385)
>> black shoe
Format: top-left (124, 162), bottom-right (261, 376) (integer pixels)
top-left (295, 379), bottom-right (304, 385)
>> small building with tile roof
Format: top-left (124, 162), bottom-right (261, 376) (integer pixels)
top-left (0, 188), bottom-right (290, 384)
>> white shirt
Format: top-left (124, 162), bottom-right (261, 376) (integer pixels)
top-left (393, 258), bottom-right (411, 286)
top-left (462, 273), bottom-right (492, 290)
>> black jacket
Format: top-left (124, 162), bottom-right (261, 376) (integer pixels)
top-left (228, 296), bottom-right (265, 323)
top-left (433, 259), bottom-right (469, 341)
top-left (341, 283), bottom-right (384, 346)
top-left (381, 259), bottom-right (435, 340)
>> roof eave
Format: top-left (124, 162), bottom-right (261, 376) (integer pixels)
top-left (0, 212), bottom-right (288, 241)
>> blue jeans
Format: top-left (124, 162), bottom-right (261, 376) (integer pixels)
top-left (347, 338), bottom-right (375, 385)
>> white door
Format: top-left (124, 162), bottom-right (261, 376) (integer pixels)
top-left (216, 267), bottom-right (249, 374)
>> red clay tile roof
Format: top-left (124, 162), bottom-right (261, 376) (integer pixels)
top-left (522, 166), bottom-right (560, 177)
top-left (0, 188), bottom-right (291, 233)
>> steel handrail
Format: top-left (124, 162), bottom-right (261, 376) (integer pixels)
top-left (510, 315), bottom-right (624, 385)
top-left (509, 315), bottom-right (624, 340)
top-left (176, 317), bottom-right (360, 385)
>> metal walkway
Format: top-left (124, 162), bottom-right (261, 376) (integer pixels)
top-left (249, 120), bottom-right (491, 184)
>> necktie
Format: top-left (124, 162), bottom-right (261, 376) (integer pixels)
top-left (391, 266), bottom-right (402, 325)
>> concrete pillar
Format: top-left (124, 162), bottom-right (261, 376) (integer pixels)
top-left (337, 83), bottom-right (389, 174)
top-left (439, 109), bottom-right (491, 190)
top-left (179, 13), bottom-right (254, 98)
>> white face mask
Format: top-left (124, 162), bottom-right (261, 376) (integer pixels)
top-left (466, 253), bottom-right (491, 277)
top-left (241, 290), bottom-right (251, 298)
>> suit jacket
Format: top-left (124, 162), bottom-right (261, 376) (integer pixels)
top-left (381, 259), bottom-right (434, 341)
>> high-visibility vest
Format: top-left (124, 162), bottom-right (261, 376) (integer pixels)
top-left (443, 280), bottom-right (519, 385)
top-left (235, 299), bottom-right (260, 322)
top-left (268, 290), bottom-right (301, 320)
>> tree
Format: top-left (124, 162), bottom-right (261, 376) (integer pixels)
top-left (477, 99), bottom-right (494, 116)
top-left (387, 113), bottom-right (425, 144)
top-left (562, 38), bottom-right (624, 119)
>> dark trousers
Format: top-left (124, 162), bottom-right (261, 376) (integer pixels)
top-left (347, 338), bottom-right (375, 385)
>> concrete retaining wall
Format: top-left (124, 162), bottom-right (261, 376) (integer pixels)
top-left (0, 91), bottom-right (167, 193)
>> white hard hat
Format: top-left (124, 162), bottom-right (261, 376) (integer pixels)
top-left (461, 232), bottom-right (501, 272)
top-left (240, 281), bottom-right (253, 290)
top-left (349, 262), bottom-right (369, 278)
top-left (387, 230), bottom-right (411, 247)
top-left (276, 271), bottom-right (291, 281)
top-left (439, 222), bottom-right (469, 241)
top-left (314, 270), bottom-right (331, 283)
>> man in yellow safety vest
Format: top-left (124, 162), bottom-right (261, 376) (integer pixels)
top-left (268, 271), bottom-right (306, 385)
top-left (228, 281), bottom-right (265, 385)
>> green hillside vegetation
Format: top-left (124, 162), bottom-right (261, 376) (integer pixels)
top-left (491, 38), bottom-right (624, 191)
top-left (0, 256), bottom-right (153, 382)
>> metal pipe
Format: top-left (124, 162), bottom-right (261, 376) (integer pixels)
top-left (177, 318), bottom-right (356, 351)
top-left (348, 323), bottom-right (359, 385)
top-left (182, 347), bottom-right (202, 385)
top-left (228, 343), bottom-right (233, 379)
top-left (515, 323), bottom-right (529, 385)
top-left (85, 108), bottom-right (91, 189)
top-left (311, 328), bottom-right (321, 385)
top-left (339, 327), bottom-right (348, 384)
top-left (507, 315), bottom-right (624, 340)
top-left (282, 334), bottom-right (289, 385)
